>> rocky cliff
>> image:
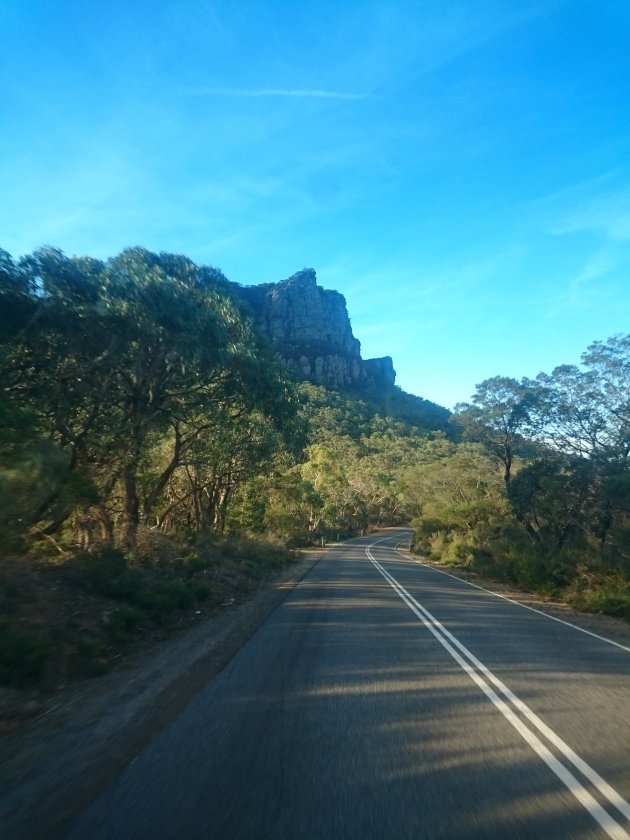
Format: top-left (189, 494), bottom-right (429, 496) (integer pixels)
top-left (238, 268), bottom-right (396, 390)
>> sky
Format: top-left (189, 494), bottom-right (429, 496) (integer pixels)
top-left (1, 0), bottom-right (629, 409)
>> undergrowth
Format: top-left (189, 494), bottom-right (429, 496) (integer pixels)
top-left (0, 532), bottom-right (297, 688)
top-left (414, 534), bottom-right (630, 620)
top-left (0, 623), bottom-right (51, 686)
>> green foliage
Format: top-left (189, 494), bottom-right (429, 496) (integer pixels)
top-left (132, 582), bottom-right (195, 621)
top-left (2, 241), bottom-right (629, 622)
top-left (568, 577), bottom-right (630, 620)
top-left (225, 479), bottom-right (268, 534)
top-left (367, 385), bottom-right (452, 433)
top-left (422, 531), bottom-right (483, 567)
top-left (105, 606), bottom-right (146, 643)
top-left (225, 533), bottom-right (296, 571)
top-left (0, 623), bottom-right (51, 686)
top-left (1, 246), bottom-right (301, 549)
top-left (71, 546), bottom-right (205, 624)
top-left (508, 458), bottom-right (594, 553)
top-left (488, 533), bottom-right (585, 592)
top-left (454, 376), bottom-right (539, 486)
top-left (177, 552), bottom-right (218, 575)
top-left (301, 444), bottom-right (366, 536)
top-left (73, 547), bottom-right (145, 600)
top-left (409, 444), bottom-right (511, 556)
top-left (263, 468), bottom-right (321, 544)
top-left (190, 580), bottom-right (214, 601)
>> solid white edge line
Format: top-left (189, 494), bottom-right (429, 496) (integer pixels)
top-left (376, 546), bottom-right (630, 824)
top-left (390, 539), bottom-right (630, 655)
top-left (368, 543), bottom-right (630, 840)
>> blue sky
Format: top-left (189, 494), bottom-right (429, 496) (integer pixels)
top-left (2, 1), bottom-right (629, 409)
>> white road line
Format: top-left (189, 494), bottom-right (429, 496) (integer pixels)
top-left (400, 552), bottom-right (630, 654)
top-left (367, 541), bottom-right (630, 840)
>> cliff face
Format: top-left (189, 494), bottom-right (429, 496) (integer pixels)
top-left (238, 269), bottom-right (395, 390)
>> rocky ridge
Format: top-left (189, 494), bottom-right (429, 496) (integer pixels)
top-left (237, 268), bottom-right (396, 390)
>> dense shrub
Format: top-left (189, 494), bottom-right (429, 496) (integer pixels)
top-left (0, 624), bottom-right (51, 686)
top-left (106, 605), bottom-right (146, 643)
top-left (72, 546), bottom-right (210, 623)
top-left (568, 577), bottom-right (630, 620)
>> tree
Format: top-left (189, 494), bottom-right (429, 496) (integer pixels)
top-left (0, 246), bottom-right (303, 550)
top-left (96, 248), bottom-right (305, 547)
top-left (454, 376), bottom-right (537, 488)
top-left (264, 469), bottom-right (323, 544)
top-left (535, 335), bottom-right (630, 466)
top-left (508, 457), bottom-right (594, 552)
top-left (407, 444), bottom-right (510, 564)
top-left (301, 444), bottom-right (367, 536)
top-left (0, 248), bottom-right (37, 344)
top-left (1, 248), bottom-right (113, 542)
top-left (531, 335), bottom-right (630, 568)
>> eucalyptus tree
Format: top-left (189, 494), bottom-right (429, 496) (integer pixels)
top-left (0, 248), bottom-right (36, 344)
top-left (148, 358), bottom-right (303, 535)
top-left (531, 335), bottom-right (630, 568)
top-left (0, 249), bottom-right (35, 443)
top-left (408, 443), bottom-right (510, 562)
top-left (97, 248), bottom-right (303, 547)
top-left (0, 248), bottom-right (114, 542)
top-left (507, 457), bottom-right (594, 553)
top-left (301, 444), bottom-right (367, 536)
top-left (263, 468), bottom-right (324, 543)
top-left (0, 246), bottom-right (303, 550)
top-left (454, 376), bottom-right (538, 488)
top-left (535, 335), bottom-right (630, 466)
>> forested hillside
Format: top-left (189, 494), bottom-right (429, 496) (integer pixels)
top-left (1, 245), bottom-right (628, 688)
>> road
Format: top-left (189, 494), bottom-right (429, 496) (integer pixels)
top-left (67, 530), bottom-right (630, 839)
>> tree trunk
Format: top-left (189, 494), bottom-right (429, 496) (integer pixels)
top-left (122, 460), bottom-right (139, 550)
top-left (141, 427), bottom-right (183, 526)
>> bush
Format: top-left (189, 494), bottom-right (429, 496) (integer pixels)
top-left (71, 545), bottom-right (214, 628)
top-left (162, 580), bottom-right (196, 611)
top-left (132, 581), bottom-right (195, 622)
top-left (72, 547), bottom-right (144, 600)
top-left (178, 552), bottom-right (218, 575)
top-left (568, 577), bottom-right (630, 620)
top-left (190, 580), bottom-right (214, 601)
top-left (424, 530), bottom-right (479, 567)
top-left (228, 534), bottom-right (296, 571)
top-left (76, 634), bottom-right (109, 675)
top-left (106, 605), bottom-right (146, 643)
top-left (0, 623), bottom-right (51, 686)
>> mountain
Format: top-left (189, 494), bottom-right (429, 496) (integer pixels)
top-left (230, 267), bottom-right (451, 432)
top-left (235, 268), bottom-right (395, 390)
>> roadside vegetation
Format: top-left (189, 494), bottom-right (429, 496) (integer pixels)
top-left (1, 245), bottom-right (628, 690)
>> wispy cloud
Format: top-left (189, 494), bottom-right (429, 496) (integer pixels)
top-left (531, 174), bottom-right (630, 243)
top-left (523, 174), bottom-right (630, 316)
top-left (550, 195), bottom-right (630, 242)
top-left (177, 87), bottom-right (373, 101)
top-left (574, 247), bottom-right (623, 284)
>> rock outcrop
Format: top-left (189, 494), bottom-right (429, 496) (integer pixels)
top-left (238, 268), bottom-right (396, 390)
top-left (363, 356), bottom-right (396, 389)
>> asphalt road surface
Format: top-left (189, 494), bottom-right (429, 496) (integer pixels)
top-left (67, 530), bottom-right (630, 839)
